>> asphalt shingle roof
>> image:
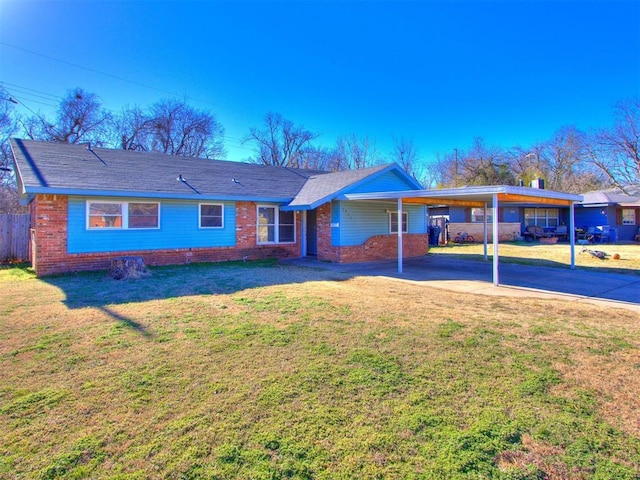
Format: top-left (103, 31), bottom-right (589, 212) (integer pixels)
top-left (11, 139), bottom-right (326, 202)
top-left (11, 139), bottom-right (411, 209)
top-left (580, 186), bottom-right (640, 206)
top-left (288, 164), bottom-right (391, 209)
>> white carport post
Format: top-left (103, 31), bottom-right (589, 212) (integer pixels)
top-left (397, 198), bottom-right (403, 273)
top-left (483, 202), bottom-right (489, 260)
top-left (492, 194), bottom-right (499, 286)
top-left (569, 200), bottom-right (576, 269)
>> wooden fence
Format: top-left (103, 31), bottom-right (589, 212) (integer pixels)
top-left (0, 214), bottom-right (31, 262)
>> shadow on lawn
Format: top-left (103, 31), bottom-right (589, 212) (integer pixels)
top-left (41, 255), bottom-right (639, 316)
top-left (42, 259), bottom-right (351, 310)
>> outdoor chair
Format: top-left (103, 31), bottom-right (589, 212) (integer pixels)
top-left (522, 225), bottom-right (553, 242)
top-left (555, 225), bottom-right (568, 240)
top-left (596, 225), bottom-right (611, 243)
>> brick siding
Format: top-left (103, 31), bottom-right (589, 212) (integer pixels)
top-left (448, 222), bottom-right (522, 242)
top-left (315, 202), bottom-right (428, 263)
top-left (30, 195), bottom-right (426, 276)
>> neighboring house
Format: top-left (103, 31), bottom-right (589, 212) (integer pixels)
top-left (11, 139), bottom-right (428, 276)
top-left (436, 186), bottom-right (640, 243)
top-left (439, 199), bottom-right (574, 242)
top-left (575, 186), bottom-right (640, 242)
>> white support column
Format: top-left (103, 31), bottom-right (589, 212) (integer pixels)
top-left (569, 201), bottom-right (576, 269)
top-left (492, 194), bottom-right (499, 286)
top-left (483, 202), bottom-right (488, 260)
top-left (397, 198), bottom-right (403, 273)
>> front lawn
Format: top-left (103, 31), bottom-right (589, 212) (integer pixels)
top-left (1, 261), bottom-right (638, 478)
top-left (429, 242), bottom-right (640, 274)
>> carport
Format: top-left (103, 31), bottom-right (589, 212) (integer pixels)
top-left (344, 186), bottom-right (583, 286)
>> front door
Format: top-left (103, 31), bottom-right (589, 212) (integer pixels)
top-left (306, 209), bottom-right (318, 256)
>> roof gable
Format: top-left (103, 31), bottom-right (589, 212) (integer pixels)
top-left (286, 164), bottom-right (421, 210)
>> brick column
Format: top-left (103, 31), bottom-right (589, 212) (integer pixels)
top-left (31, 194), bottom-right (69, 276)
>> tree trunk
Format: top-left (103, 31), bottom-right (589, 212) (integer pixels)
top-left (109, 256), bottom-right (149, 280)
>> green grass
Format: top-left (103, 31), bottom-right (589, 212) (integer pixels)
top-left (429, 242), bottom-right (640, 275)
top-left (1, 261), bottom-right (639, 478)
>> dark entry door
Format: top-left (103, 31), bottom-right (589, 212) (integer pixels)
top-left (306, 209), bottom-right (318, 256)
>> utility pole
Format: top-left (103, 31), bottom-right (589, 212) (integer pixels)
top-left (454, 148), bottom-right (459, 187)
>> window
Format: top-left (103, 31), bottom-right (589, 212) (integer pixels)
top-left (389, 212), bottom-right (408, 233)
top-left (471, 208), bottom-right (493, 223)
top-left (621, 208), bottom-right (636, 226)
top-left (129, 203), bottom-right (159, 228)
top-left (257, 206), bottom-right (296, 244)
top-left (88, 202), bottom-right (123, 228)
top-left (200, 203), bottom-right (224, 228)
top-left (524, 208), bottom-right (558, 228)
top-left (87, 201), bottom-right (159, 229)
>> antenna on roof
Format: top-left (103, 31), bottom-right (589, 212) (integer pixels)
top-left (80, 141), bottom-right (107, 166)
top-left (177, 174), bottom-right (200, 194)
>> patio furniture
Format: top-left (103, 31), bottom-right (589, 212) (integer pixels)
top-left (555, 225), bottom-right (568, 241)
top-left (522, 225), bottom-right (554, 242)
top-left (596, 225), bottom-right (611, 243)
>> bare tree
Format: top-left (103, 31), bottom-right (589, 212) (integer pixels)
top-left (243, 112), bottom-right (318, 167)
top-left (111, 105), bottom-right (153, 151)
top-left (537, 126), bottom-right (604, 193)
top-left (148, 99), bottom-right (226, 159)
top-left (0, 87), bottom-right (26, 213)
top-left (24, 87), bottom-right (111, 145)
top-left (454, 138), bottom-right (514, 186)
top-left (329, 134), bottom-right (382, 170)
top-left (391, 135), bottom-right (423, 182)
top-left (588, 98), bottom-right (640, 190)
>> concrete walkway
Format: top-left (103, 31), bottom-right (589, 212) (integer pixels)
top-left (285, 255), bottom-right (640, 313)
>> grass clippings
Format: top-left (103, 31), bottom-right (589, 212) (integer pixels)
top-left (0, 259), bottom-right (639, 479)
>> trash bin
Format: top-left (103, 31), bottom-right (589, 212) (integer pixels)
top-left (428, 226), bottom-right (441, 246)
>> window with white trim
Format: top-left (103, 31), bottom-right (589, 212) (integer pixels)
top-left (524, 208), bottom-right (558, 227)
top-left (87, 201), bottom-right (159, 229)
top-left (471, 207), bottom-right (493, 223)
top-left (257, 206), bottom-right (295, 244)
top-left (389, 212), bottom-right (408, 233)
top-left (621, 209), bottom-right (636, 226)
top-left (199, 203), bottom-right (224, 228)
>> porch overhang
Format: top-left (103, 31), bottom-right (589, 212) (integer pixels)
top-left (344, 186), bottom-right (583, 285)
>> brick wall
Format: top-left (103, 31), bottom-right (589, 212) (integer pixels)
top-left (30, 195), bottom-right (301, 276)
top-left (315, 202), bottom-right (428, 263)
top-left (335, 233), bottom-right (428, 263)
top-left (448, 222), bottom-right (522, 242)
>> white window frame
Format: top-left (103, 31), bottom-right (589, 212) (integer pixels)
top-left (257, 205), bottom-right (296, 244)
top-left (199, 203), bottom-right (225, 229)
top-left (471, 207), bottom-right (493, 224)
top-left (86, 200), bottom-right (160, 230)
top-left (524, 208), bottom-right (559, 228)
top-left (389, 211), bottom-right (408, 234)
top-left (621, 208), bottom-right (636, 226)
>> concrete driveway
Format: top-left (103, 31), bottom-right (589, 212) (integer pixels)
top-left (287, 255), bottom-right (640, 313)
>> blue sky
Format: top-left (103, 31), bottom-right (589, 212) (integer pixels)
top-left (1, 0), bottom-right (639, 164)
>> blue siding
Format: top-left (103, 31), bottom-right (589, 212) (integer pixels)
top-left (449, 206), bottom-right (467, 222)
top-left (575, 207), bottom-right (608, 229)
top-left (346, 170), bottom-right (420, 195)
top-left (334, 200), bottom-right (426, 246)
top-left (503, 207), bottom-right (519, 222)
top-left (68, 197), bottom-right (236, 253)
